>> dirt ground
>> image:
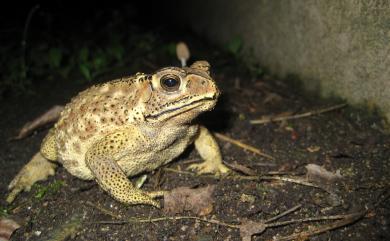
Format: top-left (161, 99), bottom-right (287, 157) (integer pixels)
top-left (0, 6), bottom-right (389, 241)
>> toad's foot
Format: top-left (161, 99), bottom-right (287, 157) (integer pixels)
top-left (189, 125), bottom-right (231, 176)
top-left (123, 189), bottom-right (162, 208)
top-left (7, 152), bottom-right (57, 203)
top-left (187, 161), bottom-right (231, 176)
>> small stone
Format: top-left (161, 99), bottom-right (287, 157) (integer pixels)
top-left (240, 193), bottom-right (256, 203)
top-left (181, 225), bottom-right (188, 232)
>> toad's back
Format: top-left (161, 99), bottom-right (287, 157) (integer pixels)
top-left (53, 76), bottom-right (148, 178)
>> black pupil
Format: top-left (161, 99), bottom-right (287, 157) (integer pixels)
top-left (163, 78), bottom-right (178, 88)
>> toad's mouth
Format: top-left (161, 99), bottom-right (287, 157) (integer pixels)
top-left (145, 97), bottom-right (216, 120)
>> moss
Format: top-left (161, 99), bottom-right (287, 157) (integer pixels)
top-left (34, 180), bottom-right (65, 200)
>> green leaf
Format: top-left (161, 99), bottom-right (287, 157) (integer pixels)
top-left (92, 56), bottom-right (106, 69)
top-left (165, 42), bottom-right (177, 57)
top-left (227, 37), bottom-right (243, 56)
top-left (34, 184), bottom-right (48, 199)
top-left (0, 206), bottom-right (9, 217)
top-left (79, 47), bottom-right (89, 63)
top-left (79, 64), bottom-right (91, 81)
top-left (48, 48), bottom-right (63, 68)
top-left (107, 44), bottom-right (124, 60)
top-left (34, 180), bottom-right (64, 200)
top-left (248, 64), bottom-right (263, 78)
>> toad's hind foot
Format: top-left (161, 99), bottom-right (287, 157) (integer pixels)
top-left (7, 152), bottom-right (57, 203)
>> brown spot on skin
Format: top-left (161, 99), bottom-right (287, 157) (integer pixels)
top-left (73, 142), bottom-right (81, 154)
top-left (68, 159), bottom-right (79, 167)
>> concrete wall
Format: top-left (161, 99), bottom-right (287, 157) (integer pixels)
top-left (174, 0), bottom-right (390, 121)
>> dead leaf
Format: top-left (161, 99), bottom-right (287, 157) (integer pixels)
top-left (0, 218), bottom-right (21, 241)
top-left (164, 185), bottom-right (215, 216)
top-left (239, 219), bottom-right (266, 241)
top-left (224, 161), bottom-right (257, 176)
top-left (306, 164), bottom-right (344, 206)
top-left (262, 92), bottom-right (282, 104)
top-left (277, 163), bottom-right (296, 172)
top-left (12, 105), bottom-right (64, 140)
top-left (290, 130), bottom-right (299, 140)
top-left (305, 164), bottom-right (342, 184)
top-left (307, 146), bottom-right (321, 153)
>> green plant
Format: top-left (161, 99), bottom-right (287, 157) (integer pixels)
top-left (226, 36), bottom-right (243, 56)
top-left (34, 180), bottom-right (64, 200)
top-left (0, 206), bottom-right (9, 217)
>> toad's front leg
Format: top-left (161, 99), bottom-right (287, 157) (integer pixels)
top-left (86, 130), bottom-right (161, 208)
top-left (188, 125), bottom-right (231, 176)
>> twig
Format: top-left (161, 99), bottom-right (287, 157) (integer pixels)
top-left (164, 167), bottom-right (196, 176)
top-left (179, 158), bottom-right (202, 165)
top-left (252, 162), bottom-right (277, 167)
top-left (268, 211), bottom-right (364, 228)
top-left (84, 201), bottom-right (122, 219)
top-left (250, 103), bottom-right (347, 125)
top-left (92, 204), bottom-right (366, 241)
top-left (259, 176), bottom-right (326, 191)
top-left (214, 132), bottom-right (274, 160)
top-left (229, 174), bottom-right (325, 191)
top-left (95, 216), bottom-right (239, 229)
top-left (265, 204), bottom-right (302, 223)
top-left (272, 211), bottom-right (365, 241)
top-left (373, 189), bottom-right (390, 208)
top-left (11, 105), bottom-right (64, 140)
top-left (21, 4), bottom-right (40, 80)
top-left (9, 200), bottom-right (31, 214)
top-left (163, 168), bottom-right (329, 193)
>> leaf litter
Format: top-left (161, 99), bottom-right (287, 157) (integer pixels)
top-left (163, 185), bottom-right (215, 216)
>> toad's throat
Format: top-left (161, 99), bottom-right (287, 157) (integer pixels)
top-left (146, 97), bottom-right (215, 119)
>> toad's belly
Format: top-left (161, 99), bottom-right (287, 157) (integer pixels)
top-left (58, 124), bottom-right (199, 180)
top-left (57, 138), bottom-right (96, 180)
top-left (59, 134), bottom-right (193, 180)
top-left (118, 130), bottom-right (196, 176)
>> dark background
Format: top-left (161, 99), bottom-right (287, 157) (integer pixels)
top-left (1, 2), bottom-right (389, 241)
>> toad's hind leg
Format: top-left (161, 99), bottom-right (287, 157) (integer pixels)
top-left (7, 155), bottom-right (57, 203)
top-left (7, 129), bottom-right (58, 203)
top-left (85, 130), bottom-right (161, 208)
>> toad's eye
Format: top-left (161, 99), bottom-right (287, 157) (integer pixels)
top-left (160, 74), bottom-right (181, 92)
